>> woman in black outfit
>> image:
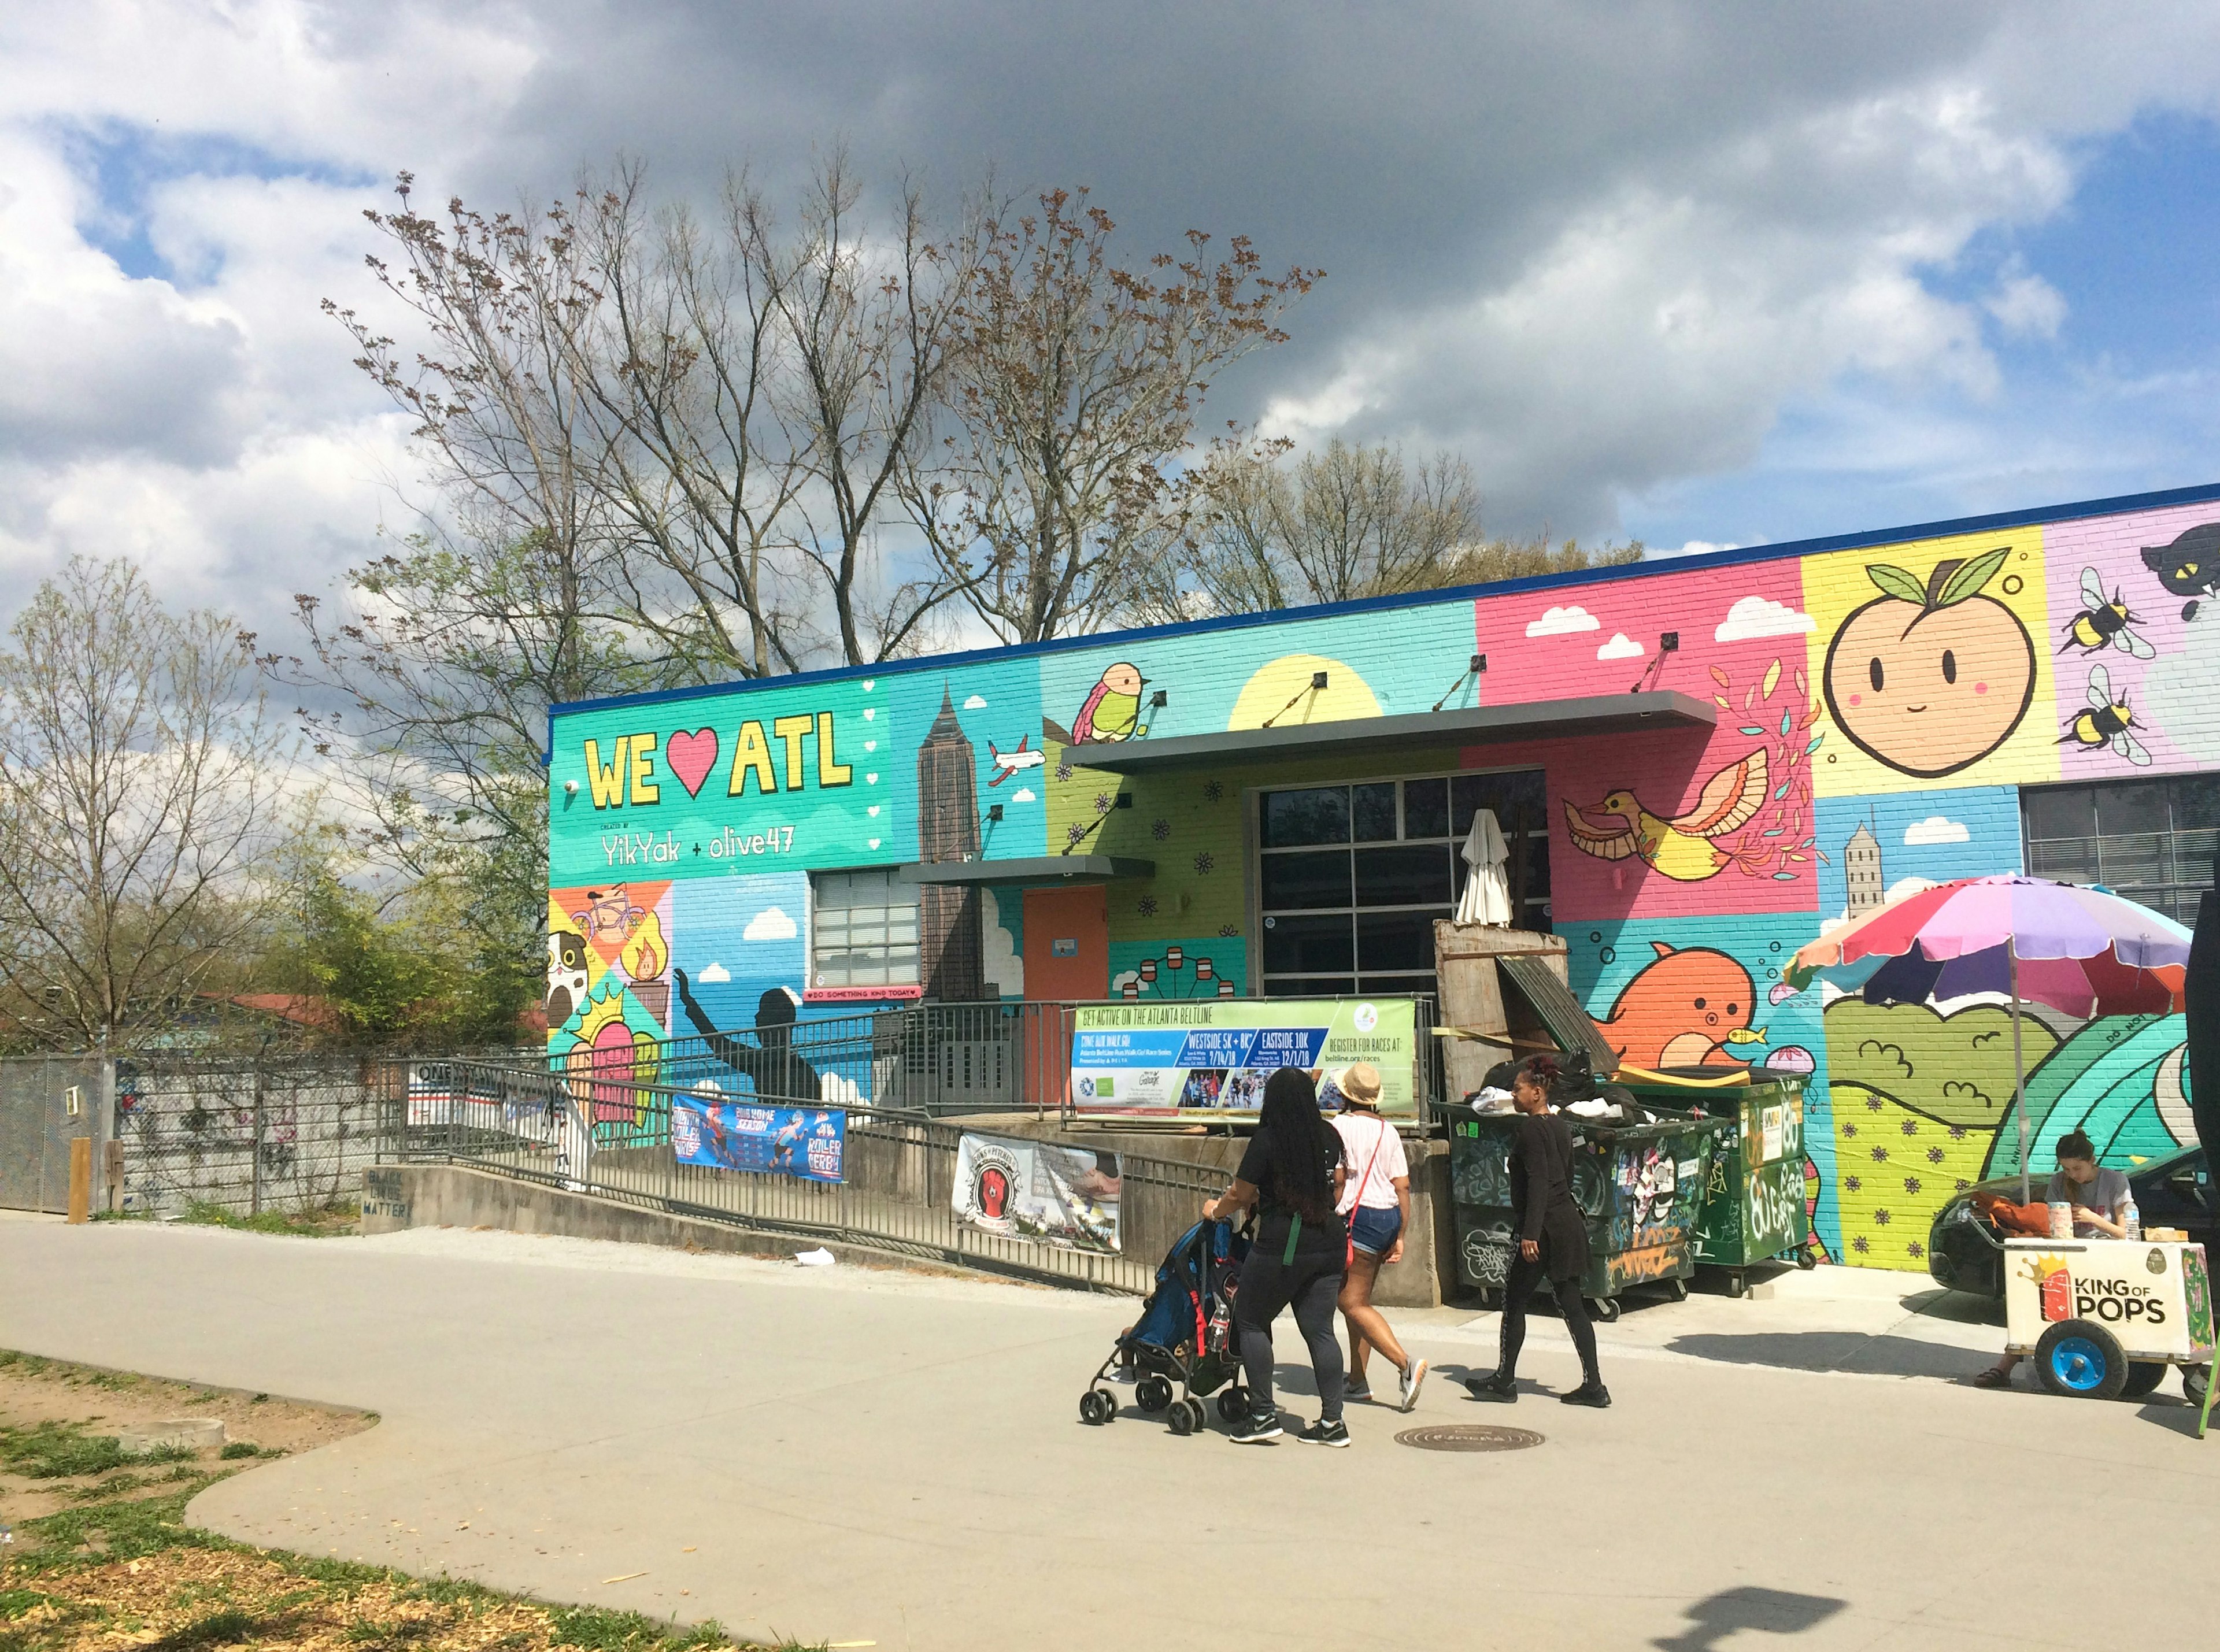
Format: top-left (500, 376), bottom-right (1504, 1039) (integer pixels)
top-left (1201, 1068), bottom-right (1350, 1446)
top-left (1464, 1055), bottom-right (1611, 1409)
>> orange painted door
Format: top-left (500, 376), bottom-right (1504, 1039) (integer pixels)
top-left (1024, 886), bottom-right (1108, 1002)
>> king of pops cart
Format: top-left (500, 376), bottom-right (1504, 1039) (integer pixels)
top-left (2003, 1237), bottom-right (2215, 1413)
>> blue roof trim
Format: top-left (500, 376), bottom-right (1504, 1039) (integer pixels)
top-left (549, 477), bottom-right (2220, 723)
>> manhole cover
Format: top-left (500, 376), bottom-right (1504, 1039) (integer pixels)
top-left (1394, 1424), bottom-right (1544, 1453)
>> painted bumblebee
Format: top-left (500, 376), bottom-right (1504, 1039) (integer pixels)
top-left (2140, 520), bottom-right (2219, 621)
top-left (2060, 664), bottom-right (2151, 766)
top-left (2063, 568), bottom-right (2154, 658)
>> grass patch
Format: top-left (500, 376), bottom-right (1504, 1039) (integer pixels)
top-left (1, 1422), bottom-right (128, 1481)
top-left (216, 1443), bottom-right (264, 1461)
top-left (176, 1198), bottom-right (361, 1238)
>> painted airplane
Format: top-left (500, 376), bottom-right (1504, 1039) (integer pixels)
top-left (987, 736), bottom-right (1046, 786)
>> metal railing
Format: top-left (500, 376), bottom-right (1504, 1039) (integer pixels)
top-left (401, 1056), bottom-right (1222, 1294)
top-left (550, 994), bottom-right (1442, 1118)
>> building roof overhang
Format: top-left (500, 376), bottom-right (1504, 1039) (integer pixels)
top-left (1063, 690), bottom-right (1716, 773)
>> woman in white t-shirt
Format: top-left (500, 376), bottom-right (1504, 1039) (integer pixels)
top-left (1329, 1063), bottom-right (1428, 1412)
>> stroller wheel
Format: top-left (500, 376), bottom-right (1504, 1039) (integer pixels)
top-left (1166, 1398), bottom-right (1197, 1436)
top-left (1217, 1386), bottom-right (1250, 1423)
top-left (1079, 1389), bottom-right (1115, 1426)
top-left (1135, 1374), bottom-right (1173, 1413)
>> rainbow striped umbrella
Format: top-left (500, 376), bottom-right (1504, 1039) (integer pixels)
top-left (1790, 875), bottom-right (2191, 1199)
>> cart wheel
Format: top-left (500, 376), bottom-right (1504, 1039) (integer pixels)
top-left (1166, 1398), bottom-right (1196, 1436)
top-left (1664, 1277), bottom-right (1689, 1303)
top-left (1588, 1296), bottom-right (1620, 1323)
top-left (2184, 1364), bottom-right (2211, 1408)
top-left (2121, 1361), bottom-right (2167, 1400)
top-left (1727, 1271), bottom-right (1747, 1299)
top-left (2035, 1319), bottom-right (2128, 1401)
top-left (1796, 1247), bottom-right (1818, 1271)
top-left (1135, 1374), bottom-right (1172, 1413)
top-left (1078, 1389), bottom-right (1114, 1426)
top-left (1217, 1388), bottom-right (1249, 1423)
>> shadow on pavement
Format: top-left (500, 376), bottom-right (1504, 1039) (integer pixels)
top-left (1652, 1587), bottom-right (1845, 1650)
top-left (1899, 1287), bottom-right (2005, 1327)
top-left (1664, 1331), bottom-right (1984, 1380)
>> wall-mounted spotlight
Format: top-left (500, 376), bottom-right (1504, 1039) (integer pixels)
top-left (1148, 689), bottom-right (1168, 709)
top-left (563, 779), bottom-right (579, 795)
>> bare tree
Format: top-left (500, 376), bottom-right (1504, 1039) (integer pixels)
top-left (1132, 440), bottom-right (1642, 623)
top-left (0, 558), bottom-right (297, 1050)
top-left (910, 190), bottom-right (1320, 643)
top-left (329, 158), bottom-right (980, 682)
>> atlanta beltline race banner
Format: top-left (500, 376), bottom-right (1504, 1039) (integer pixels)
top-left (1070, 997), bottom-right (1419, 1117)
top-left (952, 1132), bottom-right (1122, 1253)
top-left (672, 1096), bottom-right (846, 1183)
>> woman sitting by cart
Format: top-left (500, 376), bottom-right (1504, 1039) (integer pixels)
top-left (1973, 1130), bottom-right (2132, 1389)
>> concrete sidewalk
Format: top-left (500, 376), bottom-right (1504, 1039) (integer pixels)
top-left (3, 1219), bottom-right (2211, 1651)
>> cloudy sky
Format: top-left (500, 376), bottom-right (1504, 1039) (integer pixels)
top-left (8, 2), bottom-right (2220, 639)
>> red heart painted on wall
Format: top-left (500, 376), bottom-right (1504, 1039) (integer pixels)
top-left (667, 728), bottom-right (719, 797)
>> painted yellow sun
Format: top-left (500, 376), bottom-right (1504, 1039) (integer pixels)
top-left (1227, 654), bottom-right (1381, 730)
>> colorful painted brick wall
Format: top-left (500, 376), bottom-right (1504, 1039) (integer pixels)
top-left (547, 490), bottom-right (2220, 1269)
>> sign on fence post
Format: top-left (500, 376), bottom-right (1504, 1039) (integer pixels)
top-left (951, 1132), bottom-right (1120, 1252)
top-left (1070, 997), bottom-right (1418, 1116)
top-left (671, 1099), bottom-right (846, 1183)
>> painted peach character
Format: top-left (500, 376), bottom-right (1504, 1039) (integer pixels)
top-left (1822, 547), bottom-right (2035, 777)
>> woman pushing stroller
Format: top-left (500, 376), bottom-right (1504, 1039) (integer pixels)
top-left (1201, 1068), bottom-right (1351, 1446)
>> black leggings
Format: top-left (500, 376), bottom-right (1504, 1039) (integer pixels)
top-left (1235, 1251), bottom-right (1345, 1422)
top-left (1498, 1253), bottom-right (1601, 1388)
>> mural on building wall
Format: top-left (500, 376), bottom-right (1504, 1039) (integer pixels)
top-left (543, 492), bottom-right (2215, 1268)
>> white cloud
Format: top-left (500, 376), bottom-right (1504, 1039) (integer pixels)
top-left (1526, 604), bottom-right (1600, 637)
top-left (1596, 631), bottom-right (1646, 660)
top-left (1010, 786), bottom-right (1036, 802)
top-left (962, 693), bottom-right (987, 709)
top-left (1903, 815), bottom-right (1970, 846)
top-left (1986, 265), bottom-right (2067, 340)
top-left (696, 962), bottom-right (731, 983)
top-left (742, 907), bottom-right (798, 942)
top-left (1715, 594), bottom-right (1818, 642)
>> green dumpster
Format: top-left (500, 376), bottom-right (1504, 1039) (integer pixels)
top-left (1626, 1074), bottom-right (1813, 1296)
top-left (1447, 1109), bottom-right (1725, 1320)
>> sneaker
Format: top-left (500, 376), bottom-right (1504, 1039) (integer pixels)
top-left (1343, 1381), bottom-right (1374, 1403)
top-left (1227, 1411), bottom-right (1283, 1444)
top-left (1463, 1371), bottom-right (1517, 1403)
top-left (1399, 1357), bottom-right (1429, 1413)
top-left (1560, 1381), bottom-right (1612, 1409)
top-left (1107, 1365), bottom-right (1137, 1385)
top-left (1296, 1417), bottom-right (1351, 1448)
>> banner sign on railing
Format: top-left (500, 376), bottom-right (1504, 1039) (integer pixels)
top-left (672, 1098), bottom-right (846, 1183)
top-left (952, 1132), bottom-right (1121, 1253)
top-left (1070, 997), bottom-right (1418, 1116)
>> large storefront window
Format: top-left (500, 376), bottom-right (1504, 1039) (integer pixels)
top-left (2022, 775), bottom-right (2219, 926)
top-left (1255, 769), bottom-right (1551, 1000)
top-left (810, 868), bottom-right (920, 989)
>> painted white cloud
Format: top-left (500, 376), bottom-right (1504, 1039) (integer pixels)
top-left (962, 693), bottom-right (987, 709)
top-left (980, 888), bottom-right (1024, 998)
top-left (1010, 786), bottom-right (1036, 802)
top-left (1903, 815), bottom-right (1970, 846)
top-left (696, 962), bottom-right (731, 983)
top-left (741, 906), bottom-right (798, 942)
top-left (1526, 604), bottom-right (1600, 637)
top-left (1715, 594), bottom-right (1818, 642)
top-left (1596, 631), bottom-right (1646, 660)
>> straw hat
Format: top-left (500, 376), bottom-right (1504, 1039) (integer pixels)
top-left (1338, 1062), bottom-right (1383, 1109)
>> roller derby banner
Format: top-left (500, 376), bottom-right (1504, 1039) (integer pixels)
top-left (1070, 997), bottom-right (1418, 1117)
top-left (952, 1132), bottom-right (1122, 1253)
top-left (672, 1098), bottom-right (845, 1183)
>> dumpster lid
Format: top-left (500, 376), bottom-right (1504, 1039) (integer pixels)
top-left (1497, 955), bottom-right (1618, 1072)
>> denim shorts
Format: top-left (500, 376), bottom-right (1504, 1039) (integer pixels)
top-left (1349, 1205), bottom-right (1403, 1256)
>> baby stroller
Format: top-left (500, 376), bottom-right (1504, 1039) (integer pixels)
top-left (1079, 1216), bottom-right (1251, 1434)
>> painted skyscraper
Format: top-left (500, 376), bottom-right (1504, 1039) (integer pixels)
top-left (1844, 820), bottom-right (1884, 917)
top-left (916, 687), bottom-right (985, 1000)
